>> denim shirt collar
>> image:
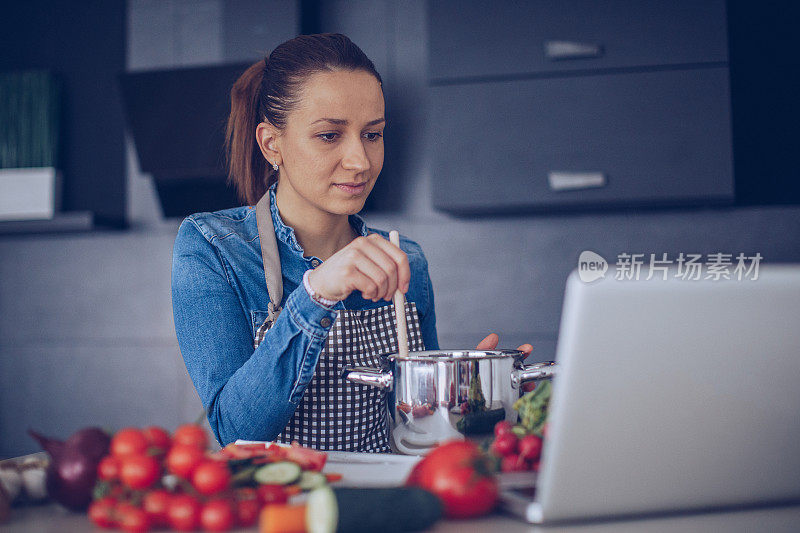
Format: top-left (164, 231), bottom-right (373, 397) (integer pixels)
top-left (268, 182), bottom-right (369, 258)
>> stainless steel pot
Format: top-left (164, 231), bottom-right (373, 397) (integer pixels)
top-left (343, 350), bottom-right (556, 455)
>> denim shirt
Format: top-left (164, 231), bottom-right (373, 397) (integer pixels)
top-left (171, 186), bottom-right (439, 446)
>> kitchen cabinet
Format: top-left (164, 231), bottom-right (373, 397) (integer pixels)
top-left (431, 68), bottom-right (733, 213)
top-left (429, 0), bottom-right (727, 81)
top-left (428, 0), bottom-right (734, 214)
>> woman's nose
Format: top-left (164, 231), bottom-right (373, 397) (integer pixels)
top-left (340, 137), bottom-right (371, 172)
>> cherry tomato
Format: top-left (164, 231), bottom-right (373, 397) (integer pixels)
top-left (493, 420), bottom-right (513, 438)
top-left (200, 499), bottom-right (236, 532)
top-left (167, 443), bottom-right (206, 478)
top-left (257, 484), bottom-right (288, 506)
top-left (88, 497), bottom-right (117, 528)
top-left (97, 455), bottom-right (120, 481)
top-left (191, 460), bottom-right (231, 496)
top-left (120, 454), bottom-right (161, 490)
top-left (490, 433), bottom-right (518, 457)
top-left (518, 434), bottom-right (543, 462)
top-left (111, 428), bottom-right (148, 458)
top-left (116, 502), bottom-right (151, 533)
top-left (405, 440), bottom-right (498, 519)
top-left (142, 426), bottom-right (171, 451)
top-left (142, 489), bottom-right (171, 528)
top-left (236, 498), bottom-right (261, 527)
top-left (167, 494), bottom-right (202, 531)
top-left (173, 424), bottom-right (208, 450)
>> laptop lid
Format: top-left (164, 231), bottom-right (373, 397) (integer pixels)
top-left (525, 265), bottom-right (800, 523)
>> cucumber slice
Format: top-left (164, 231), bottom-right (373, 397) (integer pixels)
top-left (307, 486), bottom-right (338, 533)
top-left (298, 471), bottom-right (327, 491)
top-left (253, 461), bottom-right (301, 485)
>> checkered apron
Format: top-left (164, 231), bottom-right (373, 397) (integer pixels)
top-left (254, 301), bottom-right (426, 451)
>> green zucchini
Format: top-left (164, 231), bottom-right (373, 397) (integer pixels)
top-left (456, 407), bottom-right (506, 435)
top-left (307, 486), bottom-right (442, 533)
top-left (298, 471), bottom-right (327, 491)
top-left (253, 461), bottom-right (301, 485)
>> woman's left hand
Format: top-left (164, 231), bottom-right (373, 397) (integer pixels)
top-left (476, 333), bottom-right (533, 358)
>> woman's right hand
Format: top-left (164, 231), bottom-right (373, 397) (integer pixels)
top-left (306, 233), bottom-right (411, 302)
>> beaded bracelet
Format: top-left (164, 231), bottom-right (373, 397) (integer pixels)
top-left (303, 269), bottom-right (338, 307)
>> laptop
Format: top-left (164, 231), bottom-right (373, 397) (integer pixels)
top-left (502, 265), bottom-right (800, 523)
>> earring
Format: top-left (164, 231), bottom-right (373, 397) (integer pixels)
top-left (272, 162), bottom-right (279, 171)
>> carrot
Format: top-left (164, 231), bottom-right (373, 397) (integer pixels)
top-left (325, 473), bottom-right (343, 483)
top-left (284, 485), bottom-right (302, 496)
top-left (259, 503), bottom-right (307, 533)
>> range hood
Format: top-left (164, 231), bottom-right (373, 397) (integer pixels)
top-left (120, 63), bottom-right (250, 218)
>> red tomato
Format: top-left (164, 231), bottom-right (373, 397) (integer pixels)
top-left (97, 455), bottom-right (120, 481)
top-left (236, 498), bottom-right (261, 527)
top-left (166, 443), bottom-right (206, 478)
top-left (142, 426), bottom-right (171, 451)
top-left (257, 484), bottom-right (288, 506)
top-left (173, 424), bottom-right (208, 450)
top-left (283, 444), bottom-right (327, 471)
top-left (167, 494), bottom-right (202, 531)
top-left (406, 440), bottom-right (498, 519)
top-left (88, 497), bottom-right (117, 528)
top-left (493, 420), bottom-right (513, 438)
top-left (191, 460), bottom-right (231, 496)
top-left (490, 433), bottom-right (518, 457)
top-left (200, 499), bottom-right (236, 532)
top-left (116, 502), bottom-right (151, 533)
top-left (518, 434), bottom-right (543, 462)
top-left (111, 428), bottom-right (148, 458)
top-left (142, 489), bottom-right (171, 528)
top-left (120, 454), bottom-right (161, 490)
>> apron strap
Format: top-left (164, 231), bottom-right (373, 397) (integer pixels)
top-left (255, 192), bottom-right (283, 317)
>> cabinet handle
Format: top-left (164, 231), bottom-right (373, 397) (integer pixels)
top-left (544, 41), bottom-right (604, 61)
top-left (548, 171), bottom-right (606, 191)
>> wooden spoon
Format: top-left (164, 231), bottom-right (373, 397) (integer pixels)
top-left (389, 230), bottom-right (410, 359)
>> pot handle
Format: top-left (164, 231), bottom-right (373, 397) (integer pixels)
top-left (511, 361), bottom-right (557, 389)
top-left (342, 366), bottom-right (394, 391)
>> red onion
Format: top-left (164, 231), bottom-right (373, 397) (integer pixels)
top-left (29, 427), bottom-right (111, 511)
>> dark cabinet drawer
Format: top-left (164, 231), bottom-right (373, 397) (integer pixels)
top-left (430, 67), bottom-right (733, 213)
top-left (429, 0), bottom-right (728, 82)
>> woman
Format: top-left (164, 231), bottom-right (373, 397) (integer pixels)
top-left (172, 33), bottom-right (529, 451)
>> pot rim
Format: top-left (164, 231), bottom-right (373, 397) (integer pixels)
top-left (387, 349), bottom-right (524, 362)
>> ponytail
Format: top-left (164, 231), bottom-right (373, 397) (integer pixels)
top-left (225, 61), bottom-right (276, 205)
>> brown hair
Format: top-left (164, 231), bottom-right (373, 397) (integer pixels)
top-left (225, 33), bottom-right (383, 205)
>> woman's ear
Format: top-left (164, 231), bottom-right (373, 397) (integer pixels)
top-left (255, 122), bottom-right (281, 166)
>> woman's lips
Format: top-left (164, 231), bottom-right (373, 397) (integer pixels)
top-left (334, 182), bottom-right (368, 195)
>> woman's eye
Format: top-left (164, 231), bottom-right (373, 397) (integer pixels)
top-left (364, 131), bottom-right (383, 142)
top-left (318, 132), bottom-right (339, 142)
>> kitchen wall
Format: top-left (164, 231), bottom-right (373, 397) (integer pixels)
top-left (2, 0), bottom-right (800, 458)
